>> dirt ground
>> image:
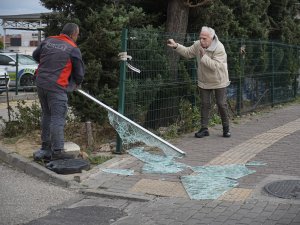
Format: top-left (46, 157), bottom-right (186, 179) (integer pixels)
top-left (0, 136), bottom-right (40, 158)
top-left (0, 98), bottom-right (117, 159)
top-left (0, 113), bottom-right (41, 158)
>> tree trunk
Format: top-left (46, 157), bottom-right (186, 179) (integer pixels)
top-left (166, 0), bottom-right (189, 36)
top-left (166, 0), bottom-right (190, 80)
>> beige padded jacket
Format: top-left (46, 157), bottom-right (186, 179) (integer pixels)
top-left (175, 35), bottom-right (230, 89)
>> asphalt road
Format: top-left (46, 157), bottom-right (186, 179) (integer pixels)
top-left (0, 162), bottom-right (82, 225)
top-left (0, 162), bottom-right (128, 225)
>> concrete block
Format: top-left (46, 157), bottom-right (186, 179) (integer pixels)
top-left (64, 141), bottom-right (80, 156)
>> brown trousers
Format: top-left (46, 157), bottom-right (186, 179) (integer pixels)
top-left (200, 87), bottom-right (229, 128)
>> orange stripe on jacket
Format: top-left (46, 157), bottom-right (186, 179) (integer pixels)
top-left (50, 34), bottom-right (77, 88)
top-left (56, 59), bottom-right (72, 87)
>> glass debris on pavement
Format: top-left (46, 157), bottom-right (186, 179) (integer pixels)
top-left (181, 164), bottom-right (256, 200)
top-left (246, 161), bottom-right (267, 166)
top-left (181, 174), bottom-right (238, 200)
top-left (105, 110), bottom-right (265, 199)
top-left (191, 164), bottom-right (256, 180)
top-left (105, 147), bottom-right (264, 200)
top-left (128, 147), bottom-right (188, 174)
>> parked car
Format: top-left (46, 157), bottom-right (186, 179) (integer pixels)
top-left (0, 52), bottom-right (38, 90)
top-left (0, 68), bottom-right (10, 94)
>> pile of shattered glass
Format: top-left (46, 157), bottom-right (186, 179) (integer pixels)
top-left (106, 111), bottom-right (265, 200)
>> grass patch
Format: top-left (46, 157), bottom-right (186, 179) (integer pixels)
top-left (88, 155), bottom-right (113, 165)
top-left (1, 136), bottom-right (22, 145)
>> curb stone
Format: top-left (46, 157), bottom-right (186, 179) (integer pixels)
top-left (79, 189), bottom-right (154, 202)
top-left (0, 145), bottom-right (69, 187)
top-left (0, 145), bottom-right (152, 202)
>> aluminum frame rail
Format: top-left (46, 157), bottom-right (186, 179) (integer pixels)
top-left (77, 89), bottom-right (186, 155)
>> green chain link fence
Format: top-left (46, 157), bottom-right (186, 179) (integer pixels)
top-left (118, 28), bottom-right (300, 133)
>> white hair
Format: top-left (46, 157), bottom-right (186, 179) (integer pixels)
top-left (201, 26), bottom-right (215, 39)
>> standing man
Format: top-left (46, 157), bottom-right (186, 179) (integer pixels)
top-left (167, 26), bottom-right (231, 138)
top-left (32, 23), bottom-right (85, 161)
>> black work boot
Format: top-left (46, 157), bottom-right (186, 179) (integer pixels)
top-left (51, 149), bottom-right (75, 161)
top-left (195, 128), bottom-right (209, 138)
top-left (33, 149), bottom-right (52, 162)
top-left (33, 142), bottom-right (52, 161)
top-left (223, 126), bottom-right (231, 138)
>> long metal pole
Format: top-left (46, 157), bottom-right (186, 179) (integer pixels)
top-left (77, 89), bottom-right (186, 155)
top-left (271, 42), bottom-right (274, 107)
top-left (15, 53), bottom-right (19, 95)
top-left (3, 28), bottom-right (6, 50)
top-left (116, 28), bottom-right (128, 154)
top-left (5, 72), bottom-right (11, 122)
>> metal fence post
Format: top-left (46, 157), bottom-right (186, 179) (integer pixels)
top-left (192, 32), bottom-right (197, 108)
top-left (271, 42), bottom-right (275, 107)
top-left (5, 72), bottom-right (11, 122)
top-left (294, 47), bottom-right (300, 97)
top-left (115, 28), bottom-right (128, 154)
top-left (15, 53), bottom-right (19, 95)
top-left (237, 40), bottom-right (244, 116)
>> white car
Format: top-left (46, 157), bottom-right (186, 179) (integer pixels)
top-left (0, 52), bottom-right (38, 90)
top-left (0, 68), bottom-right (10, 94)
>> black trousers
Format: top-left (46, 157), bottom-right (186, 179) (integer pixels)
top-left (37, 87), bottom-right (68, 151)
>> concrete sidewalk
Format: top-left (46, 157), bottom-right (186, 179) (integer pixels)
top-left (1, 102), bottom-right (300, 224)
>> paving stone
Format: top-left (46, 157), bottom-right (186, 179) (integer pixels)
top-left (271, 209), bottom-right (289, 220)
top-left (264, 204), bottom-right (279, 212)
top-left (191, 212), bottom-right (208, 220)
top-left (276, 217), bottom-right (294, 224)
top-left (292, 214), bottom-right (300, 222)
top-left (230, 213), bottom-right (244, 220)
top-left (277, 203), bottom-right (291, 210)
top-left (184, 218), bottom-right (202, 225)
top-left (287, 206), bottom-right (300, 214)
top-left (262, 219), bottom-right (277, 225)
top-left (213, 215), bottom-right (229, 222)
top-left (238, 217), bottom-right (253, 224)
top-left (222, 220), bottom-right (239, 225)
top-left (252, 216), bottom-right (269, 223)
top-left (212, 206), bottom-right (227, 213)
top-left (129, 179), bottom-right (188, 198)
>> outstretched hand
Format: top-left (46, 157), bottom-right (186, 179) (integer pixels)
top-left (167, 39), bottom-right (178, 49)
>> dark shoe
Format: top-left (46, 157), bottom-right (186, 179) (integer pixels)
top-left (33, 149), bottom-right (52, 162)
top-left (195, 128), bottom-right (209, 138)
top-left (51, 150), bottom-right (75, 161)
top-left (223, 126), bottom-right (231, 138)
